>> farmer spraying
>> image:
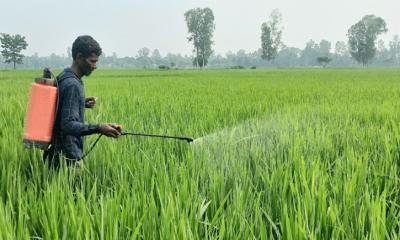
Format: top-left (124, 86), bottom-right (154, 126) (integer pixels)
top-left (43, 35), bottom-right (122, 168)
top-left (24, 35), bottom-right (193, 168)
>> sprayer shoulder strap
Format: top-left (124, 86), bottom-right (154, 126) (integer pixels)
top-left (55, 75), bottom-right (69, 84)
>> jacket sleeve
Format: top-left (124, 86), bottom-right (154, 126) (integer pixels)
top-left (60, 83), bottom-right (99, 137)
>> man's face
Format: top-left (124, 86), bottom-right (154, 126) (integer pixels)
top-left (78, 53), bottom-right (99, 77)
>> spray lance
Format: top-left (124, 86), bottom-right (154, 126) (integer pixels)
top-left (23, 68), bottom-right (194, 158)
top-left (121, 132), bottom-right (194, 143)
top-left (79, 127), bottom-right (194, 159)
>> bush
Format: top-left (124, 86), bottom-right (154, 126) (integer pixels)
top-left (158, 65), bottom-right (170, 70)
top-left (230, 65), bottom-right (245, 69)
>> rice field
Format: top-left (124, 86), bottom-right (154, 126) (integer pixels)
top-left (1, 68), bottom-right (400, 239)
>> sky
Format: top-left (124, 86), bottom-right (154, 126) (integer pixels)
top-left (0, 0), bottom-right (399, 57)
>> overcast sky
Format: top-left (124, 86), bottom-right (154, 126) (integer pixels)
top-left (1, 0), bottom-right (399, 57)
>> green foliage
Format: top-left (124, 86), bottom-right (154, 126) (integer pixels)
top-left (229, 65), bottom-right (245, 69)
top-left (261, 9), bottom-right (283, 61)
top-left (300, 40), bottom-right (332, 66)
top-left (184, 8), bottom-right (215, 68)
top-left (1, 69), bottom-right (400, 238)
top-left (0, 33), bottom-right (28, 69)
top-left (158, 65), bottom-right (170, 70)
top-left (316, 57), bottom-right (332, 68)
top-left (347, 15), bottom-right (388, 66)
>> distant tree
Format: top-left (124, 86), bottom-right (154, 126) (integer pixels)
top-left (158, 65), bottom-right (170, 70)
top-left (261, 9), bottom-right (283, 61)
top-left (208, 53), bottom-right (226, 67)
top-left (235, 49), bottom-right (249, 67)
top-left (136, 47), bottom-right (151, 67)
top-left (331, 41), bottom-right (358, 67)
top-left (347, 15), bottom-right (388, 66)
top-left (318, 40), bottom-right (331, 56)
top-left (151, 49), bottom-right (162, 65)
top-left (67, 47), bottom-right (72, 59)
top-left (389, 35), bottom-right (400, 65)
top-left (300, 40), bottom-right (319, 66)
top-left (334, 41), bottom-right (348, 56)
top-left (375, 39), bottom-right (391, 65)
top-left (316, 57), bottom-right (332, 68)
top-left (184, 7), bottom-right (215, 68)
top-left (275, 46), bottom-right (301, 67)
top-left (0, 33), bottom-right (28, 69)
top-left (165, 53), bottom-right (188, 68)
top-left (137, 47), bottom-right (150, 58)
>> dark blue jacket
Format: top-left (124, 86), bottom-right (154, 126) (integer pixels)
top-left (52, 68), bottom-right (99, 160)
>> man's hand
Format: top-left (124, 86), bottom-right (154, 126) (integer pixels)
top-left (85, 96), bottom-right (97, 108)
top-left (98, 124), bottom-right (122, 138)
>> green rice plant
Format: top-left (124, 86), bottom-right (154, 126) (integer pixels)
top-left (1, 68), bottom-right (400, 238)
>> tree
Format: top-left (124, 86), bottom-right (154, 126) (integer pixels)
top-left (331, 41), bottom-right (354, 67)
top-left (375, 39), bottom-right (391, 65)
top-left (347, 15), bottom-right (388, 66)
top-left (334, 41), bottom-right (348, 57)
top-left (165, 53), bottom-right (187, 68)
top-left (67, 47), bottom-right (72, 59)
top-left (389, 35), bottom-right (400, 65)
top-left (275, 46), bottom-right (301, 67)
top-left (318, 40), bottom-right (331, 56)
top-left (137, 47), bottom-right (150, 58)
top-left (316, 57), bottom-right (332, 68)
top-left (151, 49), bottom-right (163, 65)
top-left (261, 9), bottom-right (283, 61)
top-left (136, 47), bottom-right (151, 67)
top-left (300, 40), bottom-right (319, 66)
top-left (0, 33), bottom-right (28, 69)
top-left (184, 7), bottom-right (215, 68)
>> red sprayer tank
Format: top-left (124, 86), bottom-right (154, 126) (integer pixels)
top-left (23, 68), bottom-right (57, 149)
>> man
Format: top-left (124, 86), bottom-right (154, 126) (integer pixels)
top-left (45, 35), bottom-right (122, 168)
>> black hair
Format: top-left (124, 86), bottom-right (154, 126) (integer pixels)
top-left (71, 35), bottom-right (102, 60)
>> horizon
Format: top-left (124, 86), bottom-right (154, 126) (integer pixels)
top-left (1, 0), bottom-right (399, 57)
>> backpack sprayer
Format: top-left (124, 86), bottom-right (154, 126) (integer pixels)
top-left (23, 68), bottom-right (194, 158)
top-left (23, 68), bottom-right (57, 149)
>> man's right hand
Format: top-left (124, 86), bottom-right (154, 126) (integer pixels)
top-left (98, 124), bottom-right (122, 138)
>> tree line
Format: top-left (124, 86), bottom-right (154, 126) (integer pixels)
top-left (1, 8), bottom-right (399, 69)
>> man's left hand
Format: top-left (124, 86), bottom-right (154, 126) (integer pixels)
top-left (85, 96), bottom-right (97, 108)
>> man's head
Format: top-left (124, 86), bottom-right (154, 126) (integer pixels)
top-left (72, 35), bottom-right (102, 77)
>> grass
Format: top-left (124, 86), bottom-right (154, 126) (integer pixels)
top-left (0, 68), bottom-right (400, 239)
